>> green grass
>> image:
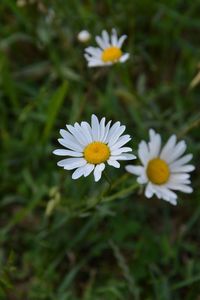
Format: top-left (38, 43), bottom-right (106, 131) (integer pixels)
top-left (0, 0), bottom-right (200, 299)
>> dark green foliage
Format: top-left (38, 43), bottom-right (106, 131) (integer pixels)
top-left (0, 0), bottom-right (200, 299)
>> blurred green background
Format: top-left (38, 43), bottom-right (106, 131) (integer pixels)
top-left (0, 0), bottom-right (200, 299)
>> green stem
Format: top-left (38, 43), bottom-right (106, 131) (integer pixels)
top-left (77, 177), bottom-right (139, 215)
top-left (102, 170), bottom-right (112, 188)
top-left (102, 181), bottom-right (139, 203)
top-left (111, 173), bottom-right (130, 189)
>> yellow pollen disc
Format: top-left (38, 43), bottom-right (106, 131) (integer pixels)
top-left (84, 142), bottom-right (110, 164)
top-left (146, 158), bottom-right (170, 185)
top-left (101, 46), bottom-right (122, 63)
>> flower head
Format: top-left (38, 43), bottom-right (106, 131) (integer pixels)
top-left (84, 29), bottom-right (129, 67)
top-left (77, 30), bottom-right (91, 43)
top-left (53, 115), bottom-right (136, 182)
top-left (125, 129), bottom-right (195, 205)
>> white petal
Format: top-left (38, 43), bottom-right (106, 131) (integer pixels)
top-left (57, 158), bottom-right (86, 170)
top-left (144, 182), bottom-right (178, 205)
top-left (80, 121), bottom-right (93, 143)
top-left (91, 114), bottom-right (100, 140)
top-left (165, 140), bottom-right (187, 164)
top-left (171, 179), bottom-right (191, 185)
top-left (138, 141), bottom-right (150, 166)
top-left (99, 117), bottom-right (106, 141)
top-left (166, 183), bottom-right (193, 193)
top-left (88, 61), bottom-right (106, 67)
top-left (170, 164), bottom-right (195, 173)
top-left (84, 52), bottom-right (104, 67)
top-left (108, 125), bottom-right (126, 147)
top-left (84, 53), bottom-right (102, 64)
top-left (109, 154), bottom-right (132, 161)
top-left (137, 175), bottom-right (148, 184)
top-left (149, 128), bottom-right (156, 136)
top-left (102, 30), bottom-right (110, 48)
top-left (85, 56), bottom-right (102, 63)
top-left (169, 154), bottom-right (193, 168)
top-left (107, 159), bottom-right (120, 168)
top-left (169, 173), bottom-right (190, 182)
top-left (169, 198), bottom-right (177, 205)
top-left (148, 129), bottom-right (161, 158)
top-left (111, 28), bottom-right (118, 46)
top-left (66, 124), bottom-right (87, 146)
top-left (150, 185), bottom-right (163, 199)
top-left (168, 198), bottom-right (177, 205)
top-left (83, 164), bottom-right (95, 177)
top-left (85, 47), bottom-right (102, 58)
top-left (157, 186), bottom-right (177, 204)
top-left (119, 53), bottom-right (130, 63)
top-left (74, 123), bottom-right (91, 145)
top-left (117, 34), bottom-right (127, 48)
top-left (72, 166), bottom-right (85, 179)
top-left (105, 121), bottom-right (121, 143)
top-left (84, 55), bottom-right (100, 65)
top-left (60, 129), bottom-right (82, 147)
top-left (101, 120), bottom-right (112, 142)
top-left (53, 149), bottom-right (82, 157)
top-left (117, 153), bottom-right (136, 160)
top-left (84, 53), bottom-right (92, 61)
top-left (72, 164), bottom-right (94, 179)
top-left (126, 165), bottom-right (148, 185)
top-left (110, 135), bottom-right (131, 150)
top-left (160, 135), bottom-right (177, 160)
top-left (96, 35), bottom-right (107, 49)
top-left (94, 163), bottom-right (105, 182)
top-left (111, 147), bottom-right (132, 155)
top-left (58, 138), bottom-right (83, 152)
top-left (145, 183), bottom-right (154, 198)
top-left (125, 165), bottom-right (144, 176)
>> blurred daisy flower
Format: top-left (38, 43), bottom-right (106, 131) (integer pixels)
top-left (77, 30), bottom-right (91, 43)
top-left (84, 29), bottom-right (129, 67)
top-left (53, 114), bottom-right (136, 182)
top-left (125, 129), bottom-right (195, 205)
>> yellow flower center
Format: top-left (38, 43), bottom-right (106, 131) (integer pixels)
top-left (84, 142), bottom-right (110, 164)
top-left (101, 46), bottom-right (122, 63)
top-left (146, 158), bottom-right (170, 185)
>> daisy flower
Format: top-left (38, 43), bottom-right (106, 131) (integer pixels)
top-left (125, 129), bottom-right (195, 205)
top-left (77, 30), bottom-right (91, 43)
top-left (84, 29), bottom-right (129, 67)
top-left (53, 114), bottom-right (136, 182)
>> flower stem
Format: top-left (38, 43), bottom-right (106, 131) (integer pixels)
top-left (102, 170), bottom-right (112, 187)
top-left (102, 181), bottom-right (139, 203)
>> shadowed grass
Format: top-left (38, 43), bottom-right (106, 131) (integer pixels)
top-left (0, 0), bottom-right (200, 299)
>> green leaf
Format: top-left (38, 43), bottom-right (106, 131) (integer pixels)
top-left (43, 81), bottom-right (68, 142)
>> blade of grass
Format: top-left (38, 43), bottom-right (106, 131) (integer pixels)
top-left (42, 81), bottom-right (68, 142)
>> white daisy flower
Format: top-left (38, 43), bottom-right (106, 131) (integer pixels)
top-left (125, 129), bottom-right (195, 205)
top-left (77, 30), bottom-right (91, 43)
top-left (53, 114), bottom-right (136, 182)
top-left (84, 28), bottom-right (129, 67)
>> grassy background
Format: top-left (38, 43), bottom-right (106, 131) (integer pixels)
top-left (1, 0), bottom-right (200, 299)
